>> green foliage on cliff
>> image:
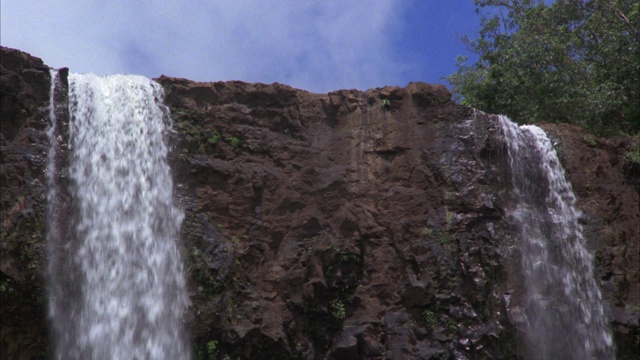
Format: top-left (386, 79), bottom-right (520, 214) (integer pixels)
top-left (225, 136), bottom-right (242, 149)
top-left (447, 0), bottom-right (639, 135)
top-left (624, 133), bottom-right (640, 165)
top-left (379, 97), bottom-right (391, 110)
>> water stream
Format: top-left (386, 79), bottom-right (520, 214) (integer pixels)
top-left (498, 116), bottom-right (613, 359)
top-left (47, 73), bottom-right (190, 359)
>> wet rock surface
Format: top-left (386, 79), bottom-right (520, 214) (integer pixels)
top-left (1, 46), bottom-right (638, 359)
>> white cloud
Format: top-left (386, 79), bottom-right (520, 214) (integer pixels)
top-left (1, 0), bottom-right (408, 92)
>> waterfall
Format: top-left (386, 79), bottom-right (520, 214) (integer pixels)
top-left (498, 116), bottom-right (614, 359)
top-left (47, 73), bottom-right (190, 359)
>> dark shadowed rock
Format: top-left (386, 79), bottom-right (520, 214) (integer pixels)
top-left (1, 46), bottom-right (52, 360)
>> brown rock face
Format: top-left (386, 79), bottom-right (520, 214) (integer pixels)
top-left (1, 46), bottom-right (638, 359)
top-left (1, 47), bottom-right (51, 359)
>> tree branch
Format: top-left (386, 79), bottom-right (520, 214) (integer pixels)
top-left (612, 6), bottom-right (639, 42)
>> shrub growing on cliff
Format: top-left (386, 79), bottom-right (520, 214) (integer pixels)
top-left (207, 132), bottom-right (220, 145)
top-left (448, 0), bottom-right (639, 135)
top-left (329, 299), bottom-right (346, 320)
top-left (379, 97), bottom-right (391, 110)
top-left (225, 136), bottom-right (242, 149)
top-left (422, 309), bottom-right (437, 328)
top-left (623, 133), bottom-right (640, 165)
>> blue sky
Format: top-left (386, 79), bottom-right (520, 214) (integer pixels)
top-left (1, 0), bottom-right (481, 93)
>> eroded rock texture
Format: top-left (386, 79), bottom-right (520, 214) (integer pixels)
top-left (1, 46), bottom-right (638, 359)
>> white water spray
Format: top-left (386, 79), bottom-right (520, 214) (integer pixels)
top-left (498, 116), bottom-right (613, 359)
top-left (47, 73), bottom-right (190, 359)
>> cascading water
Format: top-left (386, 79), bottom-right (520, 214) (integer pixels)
top-left (498, 116), bottom-right (613, 359)
top-left (47, 72), bottom-right (190, 359)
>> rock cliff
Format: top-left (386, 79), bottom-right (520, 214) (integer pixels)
top-left (1, 46), bottom-right (638, 359)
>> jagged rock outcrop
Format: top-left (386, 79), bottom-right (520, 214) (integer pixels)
top-left (1, 46), bottom-right (638, 359)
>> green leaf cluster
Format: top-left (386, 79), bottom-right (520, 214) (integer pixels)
top-left (225, 136), bottom-right (242, 149)
top-left (329, 299), bottom-right (346, 320)
top-left (379, 97), bottom-right (391, 110)
top-left (447, 0), bottom-right (639, 135)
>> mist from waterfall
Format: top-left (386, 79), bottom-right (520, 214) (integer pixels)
top-left (498, 116), bottom-right (613, 359)
top-left (46, 72), bottom-right (190, 359)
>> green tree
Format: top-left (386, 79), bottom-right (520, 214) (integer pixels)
top-left (448, 0), bottom-right (639, 135)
